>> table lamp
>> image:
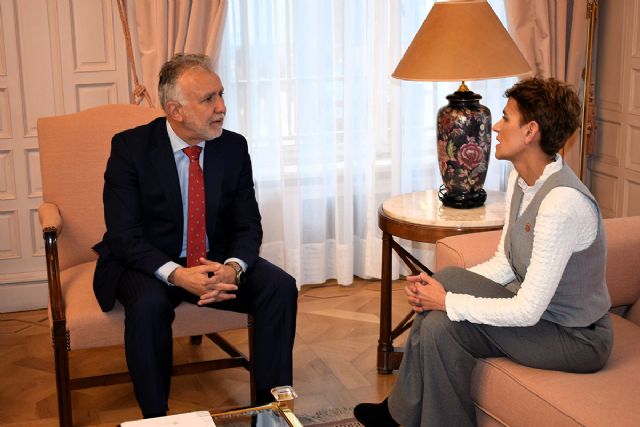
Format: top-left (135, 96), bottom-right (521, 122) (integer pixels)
top-left (393, 0), bottom-right (531, 208)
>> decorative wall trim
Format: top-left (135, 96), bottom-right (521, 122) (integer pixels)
top-left (0, 3), bottom-right (6, 76)
top-left (0, 208), bottom-right (20, 258)
top-left (594, 118), bottom-right (621, 166)
top-left (29, 208), bottom-right (44, 256)
top-left (16, 0), bottom-right (57, 137)
top-left (0, 278), bottom-right (48, 312)
top-left (623, 175), bottom-right (640, 216)
top-left (590, 171), bottom-right (619, 218)
top-left (25, 148), bottom-right (41, 198)
top-left (0, 149), bottom-right (16, 199)
top-left (0, 86), bottom-right (11, 138)
top-left (70, 0), bottom-right (116, 72)
top-left (631, 67), bottom-right (640, 115)
top-left (75, 82), bottom-right (116, 111)
top-left (596, 2), bottom-right (625, 113)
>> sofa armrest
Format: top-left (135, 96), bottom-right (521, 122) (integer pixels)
top-left (603, 216), bottom-right (640, 308)
top-left (435, 229), bottom-right (502, 271)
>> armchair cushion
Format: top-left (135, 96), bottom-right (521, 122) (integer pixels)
top-left (62, 261), bottom-right (248, 350)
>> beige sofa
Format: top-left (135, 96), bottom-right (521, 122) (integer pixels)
top-left (435, 216), bottom-right (640, 427)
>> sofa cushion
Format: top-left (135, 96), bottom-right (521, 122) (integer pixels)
top-left (471, 314), bottom-right (640, 426)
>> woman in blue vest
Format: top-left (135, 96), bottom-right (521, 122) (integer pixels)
top-left (354, 76), bottom-right (613, 427)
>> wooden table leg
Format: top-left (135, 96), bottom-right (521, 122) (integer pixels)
top-left (377, 231), bottom-right (394, 374)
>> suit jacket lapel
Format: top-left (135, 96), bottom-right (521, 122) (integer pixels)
top-left (203, 138), bottom-right (224, 234)
top-left (149, 119), bottom-right (184, 249)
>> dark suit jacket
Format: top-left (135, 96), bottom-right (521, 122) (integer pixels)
top-left (93, 117), bottom-right (263, 312)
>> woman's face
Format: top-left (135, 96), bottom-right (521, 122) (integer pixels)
top-left (492, 98), bottom-right (530, 162)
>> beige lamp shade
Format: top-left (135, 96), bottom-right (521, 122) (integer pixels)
top-left (393, 0), bottom-right (531, 82)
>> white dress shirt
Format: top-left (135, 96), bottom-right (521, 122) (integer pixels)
top-left (155, 121), bottom-right (246, 284)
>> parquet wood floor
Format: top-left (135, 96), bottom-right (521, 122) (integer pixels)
top-left (0, 278), bottom-right (411, 426)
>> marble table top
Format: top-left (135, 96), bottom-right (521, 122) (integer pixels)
top-left (382, 189), bottom-right (506, 228)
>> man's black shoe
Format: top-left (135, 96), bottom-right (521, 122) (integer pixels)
top-left (255, 389), bottom-right (274, 405)
top-left (353, 398), bottom-right (399, 427)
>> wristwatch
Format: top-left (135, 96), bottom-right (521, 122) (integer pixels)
top-left (225, 261), bottom-right (245, 285)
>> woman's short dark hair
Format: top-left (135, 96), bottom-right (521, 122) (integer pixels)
top-left (504, 76), bottom-right (581, 156)
top-left (158, 53), bottom-right (213, 110)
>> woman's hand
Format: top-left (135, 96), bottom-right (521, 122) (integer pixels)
top-left (405, 272), bottom-right (447, 313)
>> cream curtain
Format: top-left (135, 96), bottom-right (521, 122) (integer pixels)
top-left (217, 0), bottom-right (515, 286)
top-left (504, 0), bottom-right (589, 173)
top-left (125, 0), bottom-right (228, 106)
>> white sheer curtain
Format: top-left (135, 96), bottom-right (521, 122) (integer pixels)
top-left (218, 0), bottom-right (515, 286)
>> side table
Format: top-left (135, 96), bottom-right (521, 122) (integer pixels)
top-left (377, 189), bottom-right (505, 373)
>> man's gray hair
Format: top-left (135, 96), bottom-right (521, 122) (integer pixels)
top-left (158, 53), bottom-right (214, 109)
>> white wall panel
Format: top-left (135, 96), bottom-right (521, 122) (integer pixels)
top-left (76, 82), bottom-right (116, 111)
top-left (0, 0), bottom-right (131, 310)
top-left (623, 176), bottom-right (640, 216)
top-left (15, 0), bottom-right (57, 137)
top-left (24, 148), bottom-right (41, 198)
top-left (0, 148), bottom-right (15, 199)
top-left (0, 209), bottom-right (19, 258)
top-left (70, 0), bottom-right (115, 72)
top-left (0, 86), bottom-right (11, 138)
top-left (590, 171), bottom-right (619, 218)
top-left (29, 208), bottom-right (44, 257)
top-left (597, 2), bottom-right (625, 112)
top-left (594, 119), bottom-right (621, 165)
top-left (631, 67), bottom-right (640, 114)
top-left (0, 3), bottom-right (6, 76)
top-left (633, 0), bottom-right (640, 58)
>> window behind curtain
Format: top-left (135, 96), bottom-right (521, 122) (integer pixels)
top-left (218, 0), bottom-right (515, 286)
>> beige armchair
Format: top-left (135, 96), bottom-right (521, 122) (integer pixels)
top-left (37, 104), bottom-right (254, 427)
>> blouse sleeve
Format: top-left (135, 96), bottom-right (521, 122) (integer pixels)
top-left (445, 186), bottom-right (598, 326)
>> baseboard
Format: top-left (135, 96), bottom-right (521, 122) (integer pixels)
top-left (0, 277), bottom-right (48, 313)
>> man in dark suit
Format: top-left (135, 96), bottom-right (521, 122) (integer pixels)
top-left (92, 53), bottom-right (297, 418)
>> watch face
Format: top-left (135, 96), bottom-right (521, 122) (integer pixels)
top-left (227, 262), bottom-right (243, 284)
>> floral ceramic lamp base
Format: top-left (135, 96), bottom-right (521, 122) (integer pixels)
top-left (437, 84), bottom-right (492, 209)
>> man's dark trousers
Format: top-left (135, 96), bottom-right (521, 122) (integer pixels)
top-left (116, 257), bottom-right (297, 417)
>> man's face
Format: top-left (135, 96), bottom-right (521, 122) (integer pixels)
top-left (492, 97), bottom-right (530, 162)
top-left (171, 66), bottom-right (227, 144)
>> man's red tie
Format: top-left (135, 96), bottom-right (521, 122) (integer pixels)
top-left (183, 146), bottom-right (206, 267)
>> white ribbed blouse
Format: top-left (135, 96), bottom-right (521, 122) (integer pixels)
top-left (445, 156), bottom-right (598, 326)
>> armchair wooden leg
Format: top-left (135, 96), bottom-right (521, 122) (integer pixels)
top-left (52, 326), bottom-right (73, 427)
top-left (190, 335), bottom-right (203, 345)
top-left (248, 315), bottom-right (256, 405)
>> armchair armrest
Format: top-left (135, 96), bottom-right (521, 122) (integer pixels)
top-left (39, 202), bottom-right (62, 233)
top-left (39, 203), bottom-right (66, 328)
top-left (435, 230), bottom-right (502, 271)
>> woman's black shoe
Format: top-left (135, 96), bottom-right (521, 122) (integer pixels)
top-left (353, 398), bottom-right (399, 427)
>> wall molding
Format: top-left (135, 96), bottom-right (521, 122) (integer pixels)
top-left (0, 272), bottom-right (48, 312)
